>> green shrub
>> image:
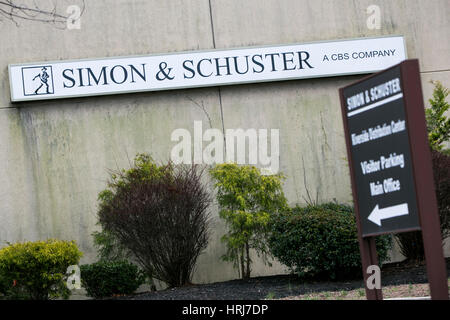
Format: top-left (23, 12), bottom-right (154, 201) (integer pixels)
top-left (268, 203), bottom-right (391, 280)
top-left (0, 239), bottom-right (83, 300)
top-left (80, 260), bottom-right (146, 299)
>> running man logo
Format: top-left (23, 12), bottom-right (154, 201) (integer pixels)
top-left (21, 66), bottom-right (54, 96)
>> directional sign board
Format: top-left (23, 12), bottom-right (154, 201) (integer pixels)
top-left (340, 62), bottom-right (421, 237)
top-left (340, 59), bottom-right (448, 300)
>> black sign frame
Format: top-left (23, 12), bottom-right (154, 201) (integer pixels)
top-left (341, 62), bottom-right (421, 237)
top-left (339, 59), bottom-right (448, 300)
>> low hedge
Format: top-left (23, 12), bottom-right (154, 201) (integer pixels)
top-left (0, 239), bottom-right (83, 300)
top-left (268, 203), bottom-right (391, 280)
top-left (80, 260), bottom-right (146, 298)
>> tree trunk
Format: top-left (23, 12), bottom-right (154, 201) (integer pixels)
top-left (240, 247), bottom-right (245, 280)
top-left (245, 242), bottom-right (250, 280)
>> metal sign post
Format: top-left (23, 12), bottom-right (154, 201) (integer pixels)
top-left (339, 59), bottom-right (448, 300)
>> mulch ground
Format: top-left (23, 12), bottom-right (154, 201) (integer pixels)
top-left (114, 258), bottom-right (450, 300)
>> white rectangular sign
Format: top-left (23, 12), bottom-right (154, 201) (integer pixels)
top-left (9, 36), bottom-right (407, 102)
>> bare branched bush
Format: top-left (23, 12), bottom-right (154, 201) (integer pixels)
top-left (97, 155), bottom-right (211, 288)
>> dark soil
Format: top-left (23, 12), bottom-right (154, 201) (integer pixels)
top-left (115, 258), bottom-right (450, 300)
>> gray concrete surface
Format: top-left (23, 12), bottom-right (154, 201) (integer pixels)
top-left (0, 0), bottom-right (449, 285)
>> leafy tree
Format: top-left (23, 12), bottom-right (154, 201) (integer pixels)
top-left (425, 80), bottom-right (450, 151)
top-left (210, 163), bottom-right (287, 280)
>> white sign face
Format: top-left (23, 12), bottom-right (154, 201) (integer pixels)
top-left (9, 36), bottom-right (407, 102)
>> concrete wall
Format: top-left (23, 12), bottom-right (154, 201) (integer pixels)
top-left (0, 0), bottom-right (449, 284)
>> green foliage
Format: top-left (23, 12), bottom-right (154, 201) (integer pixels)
top-left (80, 260), bottom-right (146, 299)
top-left (426, 80), bottom-right (450, 151)
top-left (97, 153), bottom-right (168, 207)
top-left (92, 229), bottom-right (130, 262)
top-left (0, 239), bottom-right (83, 300)
top-left (268, 203), bottom-right (391, 280)
top-left (0, 272), bottom-right (12, 297)
top-left (210, 163), bottom-right (288, 279)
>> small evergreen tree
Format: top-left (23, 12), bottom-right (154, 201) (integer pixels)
top-left (210, 163), bottom-right (287, 280)
top-left (425, 80), bottom-right (450, 151)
